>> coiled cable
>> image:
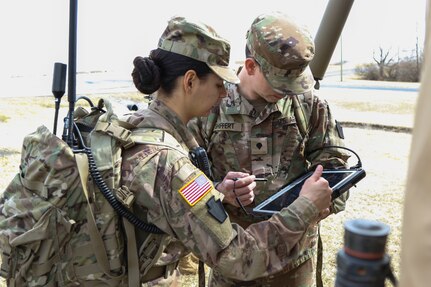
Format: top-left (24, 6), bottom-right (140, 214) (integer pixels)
top-left (84, 146), bottom-right (164, 234)
top-left (73, 121), bottom-right (164, 234)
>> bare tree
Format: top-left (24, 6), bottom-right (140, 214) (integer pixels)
top-left (373, 47), bottom-right (394, 80)
top-left (355, 46), bottom-right (422, 82)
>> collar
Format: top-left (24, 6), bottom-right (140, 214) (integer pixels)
top-left (128, 99), bottom-right (199, 150)
top-left (223, 82), bottom-right (288, 120)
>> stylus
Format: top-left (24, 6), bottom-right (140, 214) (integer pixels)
top-left (231, 177), bottom-right (267, 181)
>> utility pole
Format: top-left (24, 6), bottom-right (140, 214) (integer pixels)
top-left (416, 23), bottom-right (420, 80)
top-left (340, 35), bottom-right (343, 82)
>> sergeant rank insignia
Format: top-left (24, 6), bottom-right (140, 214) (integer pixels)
top-left (179, 172), bottom-right (212, 206)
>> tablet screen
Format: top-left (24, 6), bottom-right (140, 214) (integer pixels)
top-left (253, 169), bottom-right (365, 215)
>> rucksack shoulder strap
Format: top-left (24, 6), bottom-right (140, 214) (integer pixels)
top-left (292, 92), bottom-right (314, 138)
top-left (130, 128), bottom-right (188, 156)
top-left (75, 153), bottom-right (126, 281)
top-left (93, 121), bottom-right (134, 149)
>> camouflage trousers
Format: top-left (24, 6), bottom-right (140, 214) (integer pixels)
top-left (141, 268), bottom-right (181, 287)
top-left (178, 253), bottom-right (199, 275)
top-left (208, 255), bottom-right (316, 287)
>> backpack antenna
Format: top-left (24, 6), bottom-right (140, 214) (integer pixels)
top-left (57, 0), bottom-right (163, 234)
top-left (63, 0), bottom-right (78, 147)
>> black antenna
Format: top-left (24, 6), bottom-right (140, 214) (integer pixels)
top-left (65, 0), bottom-right (78, 147)
top-left (52, 62), bottom-right (67, 135)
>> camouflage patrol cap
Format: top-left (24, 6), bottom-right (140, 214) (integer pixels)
top-left (246, 11), bottom-right (315, 94)
top-left (158, 16), bottom-right (239, 84)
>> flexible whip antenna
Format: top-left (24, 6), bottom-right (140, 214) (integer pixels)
top-left (66, 0), bottom-right (78, 147)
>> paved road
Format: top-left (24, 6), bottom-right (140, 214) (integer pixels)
top-left (317, 80), bottom-right (418, 132)
top-left (1, 71), bottom-right (420, 98)
top-left (1, 72), bottom-right (420, 132)
top-left (1, 72), bottom-right (136, 99)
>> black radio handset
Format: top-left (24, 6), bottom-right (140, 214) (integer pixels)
top-left (189, 147), bottom-right (213, 180)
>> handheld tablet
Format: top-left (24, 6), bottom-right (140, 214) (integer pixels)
top-left (253, 168), bottom-right (366, 215)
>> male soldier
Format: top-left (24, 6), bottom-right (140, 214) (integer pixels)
top-left (189, 11), bottom-right (350, 286)
top-left (400, 0), bottom-right (431, 285)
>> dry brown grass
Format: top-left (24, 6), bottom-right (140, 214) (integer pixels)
top-left (337, 101), bottom-right (415, 114)
top-left (0, 93), bottom-right (410, 286)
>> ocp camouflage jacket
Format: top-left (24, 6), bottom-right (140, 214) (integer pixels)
top-left (121, 99), bottom-right (323, 282)
top-left (188, 82), bottom-right (350, 280)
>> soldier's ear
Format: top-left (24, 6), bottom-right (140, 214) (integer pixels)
top-left (183, 70), bottom-right (197, 93)
top-left (244, 58), bottom-right (257, 75)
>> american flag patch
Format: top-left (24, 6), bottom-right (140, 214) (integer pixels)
top-left (179, 173), bottom-right (212, 206)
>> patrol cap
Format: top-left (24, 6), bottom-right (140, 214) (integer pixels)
top-left (158, 16), bottom-right (239, 84)
top-left (246, 11), bottom-right (315, 94)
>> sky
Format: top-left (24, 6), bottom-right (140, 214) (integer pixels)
top-left (0, 0), bottom-right (427, 79)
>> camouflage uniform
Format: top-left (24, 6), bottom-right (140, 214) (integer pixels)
top-left (121, 99), bottom-right (322, 284)
top-left (119, 15), bottom-right (325, 286)
top-left (188, 12), bottom-right (350, 286)
top-left (178, 253), bottom-right (199, 275)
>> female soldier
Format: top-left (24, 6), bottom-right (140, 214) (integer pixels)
top-left (121, 16), bottom-right (332, 286)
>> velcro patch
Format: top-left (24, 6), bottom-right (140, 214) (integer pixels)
top-left (179, 172), bottom-right (212, 206)
top-left (251, 137), bottom-right (268, 155)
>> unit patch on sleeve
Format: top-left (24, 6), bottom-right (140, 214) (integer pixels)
top-left (178, 172), bottom-right (213, 206)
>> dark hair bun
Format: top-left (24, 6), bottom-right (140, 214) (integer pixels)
top-left (132, 56), bottom-right (161, 94)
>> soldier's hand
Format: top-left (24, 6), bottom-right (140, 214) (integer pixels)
top-left (216, 172), bottom-right (256, 207)
top-left (316, 208), bottom-right (331, 223)
top-left (299, 165), bottom-right (332, 212)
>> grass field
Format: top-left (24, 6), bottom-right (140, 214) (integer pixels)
top-left (0, 92), bottom-right (411, 286)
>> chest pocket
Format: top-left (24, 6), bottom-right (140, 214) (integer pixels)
top-left (209, 122), bottom-right (249, 178)
top-left (249, 136), bottom-right (273, 178)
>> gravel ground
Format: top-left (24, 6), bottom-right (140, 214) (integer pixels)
top-left (0, 90), bottom-right (414, 286)
top-left (319, 126), bottom-right (410, 286)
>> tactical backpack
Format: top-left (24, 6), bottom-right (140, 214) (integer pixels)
top-left (0, 98), bottom-right (166, 287)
